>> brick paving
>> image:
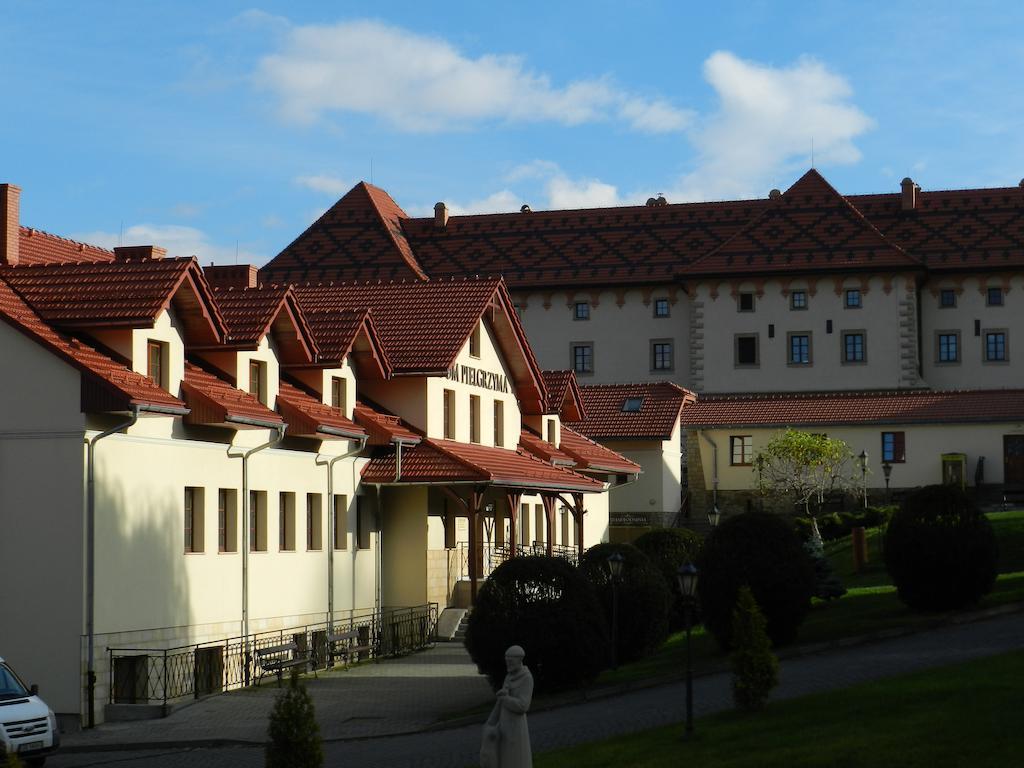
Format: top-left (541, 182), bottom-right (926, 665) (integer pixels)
top-left (50, 609), bottom-right (1024, 768)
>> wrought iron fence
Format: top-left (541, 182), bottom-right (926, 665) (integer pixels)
top-left (107, 603), bottom-right (438, 711)
top-left (454, 542), bottom-right (580, 581)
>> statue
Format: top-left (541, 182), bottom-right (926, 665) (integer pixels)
top-left (480, 645), bottom-right (534, 768)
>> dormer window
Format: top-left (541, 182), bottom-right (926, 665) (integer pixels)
top-left (546, 419), bottom-right (556, 445)
top-left (249, 360), bottom-right (266, 404)
top-left (331, 376), bottom-right (346, 413)
top-left (622, 397), bottom-right (643, 413)
top-left (469, 322), bottom-right (481, 358)
top-left (147, 340), bottom-right (167, 389)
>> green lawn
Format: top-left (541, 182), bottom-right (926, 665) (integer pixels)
top-left (535, 648), bottom-right (1024, 767)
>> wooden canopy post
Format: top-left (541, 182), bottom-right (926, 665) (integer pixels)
top-left (541, 494), bottom-right (557, 557)
top-left (505, 490), bottom-right (522, 558)
top-left (439, 486), bottom-right (486, 605)
top-left (558, 492), bottom-right (587, 557)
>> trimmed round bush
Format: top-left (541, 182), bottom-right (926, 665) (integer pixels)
top-left (633, 527), bottom-right (704, 630)
top-left (884, 484), bottom-right (998, 611)
top-left (697, 512), bottom-right (815, 649)
top-left (579, 542), bottom-right (671, 664)
top-left (464, 555), bottom-right (608, 692)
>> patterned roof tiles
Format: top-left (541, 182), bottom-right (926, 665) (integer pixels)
top-left (576, 382), bottom-right (696, 440)
top-left (542, 369), bottom-right (585, 421)
top-left (276, 380), bottom-right (366, 439)
top-left (17, 226), bottom-right (115, 267)
top-left (181, 360), bottom-right (284, 429)
top-left (211, 285), bottom-right (316, 363)
top-left (684, 389), bottom-right (1024, 427)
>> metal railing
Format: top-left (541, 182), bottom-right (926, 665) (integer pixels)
top-left (107, 603), bottom-right (438, 711)
top-left (453, 542), bottom-right (580, 581)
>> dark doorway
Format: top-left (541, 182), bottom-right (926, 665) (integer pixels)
top-left (1004, 436), bottom-right (1024, 487)
top-left (112, 655), bottom-right (148, 704)
top-left (194, 647), bottom-right (224, 697)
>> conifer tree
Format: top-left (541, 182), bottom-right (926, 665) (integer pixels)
top-left (731, 585), bottom-right (779, 712)
top-left (265, 671), bottom-right (323, 768)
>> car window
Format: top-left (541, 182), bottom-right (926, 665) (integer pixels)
top-left (0, 663), bottom-right (30, 699)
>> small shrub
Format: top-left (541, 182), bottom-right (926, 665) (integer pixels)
top-left (817, 512), bottom-right (847, 541)
top-left (884, 485), bottom-right (998, 611)
top-left (464, 555), bottom-right (608, 692)
top-left (632, 528), bottom-right (703, 630)
top-left (803, 539), bottom-right (847, 600)
top-left (731, 585), bottom-right (779, 712)
top-left (266, 671), bottom-right (323, 768)
top-left (862, 505), bottom-right (897, 529)
top-left (792, 516), bottom-right (814, 541)
top-left (580, 543), bottom-right (672, 664)
top-left (698, 512), bottom-right (815, 649)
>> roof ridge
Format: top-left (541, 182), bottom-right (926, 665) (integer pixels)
top-left (19, 225), bottom-right (115, 254)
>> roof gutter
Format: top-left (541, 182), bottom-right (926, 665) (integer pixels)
top-left (225, 414), bottom-right (286, 430)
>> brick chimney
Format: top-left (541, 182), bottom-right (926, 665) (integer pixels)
top-left (204, 264), bottom-right (258, 289)
top-left (901, 177), bottom-right (919, 211)
top-left (434, 202), bottom-right (449, 229)
top-left (114, 245), bottom-right (167, 262)
top-left (1, 183), bottom-right (21, 266)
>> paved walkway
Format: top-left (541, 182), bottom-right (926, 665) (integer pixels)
top-left (51, 609), bottom-right (1024, 768)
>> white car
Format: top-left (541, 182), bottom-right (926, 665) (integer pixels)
top-left (0, 656), bottom-right (60, 766)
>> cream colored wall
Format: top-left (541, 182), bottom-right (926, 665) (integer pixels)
top-left (695, 422), bottom-right (1024, 492)
top-left (380, 486), bottom-right (429, 607)
top-left (0, 322), bottom-right (86, 715)
top-left (288, 360), bottom-right (357, 417)
top-left (514, 287), bottom-right (687, 386)
top-left (692, 275), bottom-right (918, 393)
top-left (921, 274), bottom-right (1024, 389)
top-left (598, 435), bottom-right (681, 520)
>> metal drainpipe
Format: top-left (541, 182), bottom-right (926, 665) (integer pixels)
top-left (698, 429), bottom-right (720, 515)
top-left (228, 425), bottom-right (286, 686)
top-left (85, 407), bottom-right (139, 729)
top-left (316, 436), bottom-right (367, 635)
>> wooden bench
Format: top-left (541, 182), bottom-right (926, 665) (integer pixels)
top-left (325, 629), bottom-right (374, 669)
top-left (255, 642), bottom-right (309, 686)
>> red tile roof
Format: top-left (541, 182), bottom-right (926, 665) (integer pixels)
top-left (518, 427), bottom-right (576, 466)
top-left (262, 182), bottom-right (427, 284)
top-left (557, 426), bottom-right (642, 474)
top-left (276, 380), bottom-right (366, 440)
top-left (181, 360), bottom-right (284, 429)
top-left (211, 285), bottom-right (317, 364)
top-left (353, 401), bottom-right (422, 446)
top-left (300, 307), bottom-right (392, 378)
top-left (684, 389), bottom-right (1024, 427)
top-left (362, 437), bottom-right (604, 492)
top-left (0, 277), bottom-right (186, 413)
top-left (576, 382), bottom-right (696, 440)
top-left (542, 369), bottom-right (585, 421)
top-left (17, 227), bottom-right (115, 266)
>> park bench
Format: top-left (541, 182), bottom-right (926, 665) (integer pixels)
top-left (325, 629), bottom-right (374, 669)
top-left (255, 641), bottom-right (310, 686)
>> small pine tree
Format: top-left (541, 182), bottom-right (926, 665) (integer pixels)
top-left (803, 540), bottom-right (847, 600)
top-left (265, 671), bottom-right (323, 768)
top-left (731, 585), bottom-right (779, 712)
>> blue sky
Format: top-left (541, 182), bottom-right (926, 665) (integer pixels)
top-left (3, 1), bottom-right (1024, 265)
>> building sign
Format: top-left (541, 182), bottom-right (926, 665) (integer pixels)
top-left (447, 364), bottom-right (510, 393)
top-left (610, 512), bottom-right (653, 527)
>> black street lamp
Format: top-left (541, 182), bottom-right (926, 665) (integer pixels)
top-left (706, 506), bottom-right (721, 529)
top-left (858, 450), bottom-right (869, 509)
top-left (676, 562), bottom-right (699, 740)
top-left (607, 551), bottom-right (625, 670)
top-left (882, 460), bottom-right (893, 503)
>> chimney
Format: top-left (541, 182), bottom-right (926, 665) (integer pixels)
top-left (114, 245), bottom-right (167, 262)
top-left (901, 177), bottom-right (919, 211)
top-left (434, 202), bottom-right (449, 229)
top-left (769, 188), bottom-right (782, 200)
top-left (204, 264), bottom-right (259, 290)
top-left (1, 183), bottom-right (21, 266)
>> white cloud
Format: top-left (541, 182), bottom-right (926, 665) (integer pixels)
top-left (252, 19), bottom-right (690, 133)
top-left (295, 173), bottom-right (350, 195)
top-left (546, 174), bottom-right (622, 209)
top-left (73, 224), bottom-right (262, 266)
top-left (668, 52), bottom-right (874, 201)
top-left (171, 202), bottom-right (203, 218)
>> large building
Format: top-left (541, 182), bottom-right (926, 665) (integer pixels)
top-left (0, 183), bottom-right (637, 726)
top-left (260, 170), bottom-right (1024, 513)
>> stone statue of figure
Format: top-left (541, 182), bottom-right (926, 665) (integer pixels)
top-left (480, 645), bottom-right (534, 768)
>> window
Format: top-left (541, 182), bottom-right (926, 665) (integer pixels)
top-left (788, 333), bottom-right (812, 365)
top-left (737, 292), bottom-right (755, 312)
top-left (940, 289), bottom-right (957, 308)
top-left (546, 419), bottom-right (556, 445)
top-left (147, 341), bottom-right (167, 388)
top-left (574, 302), bottom-right (590, 321)
top-left (519, 504), bottom-right (530, 547)
top-left (279, 493), bottom-right (295, 551)
top-left (443, 389), bottom-right (455, 439)
top-left (356, 496), bottom-right (371, 550)
top-left (469, 322), bottom-right (481, 357)
top-left (534, 504), bottom-right (545, 545)
top-left (845, 289), bottom-right (862, 309)
top-left (560, 508), bottom-right (570, 546)
top-left (882, 432), bottom-right (906, 463)
top-left (843, 332), bottom-right (866, 363)
top-left (790, 290), bottom-right (807, 310)
top-left (937, 332), bottom-right (960, 363)
top-left (333, 494), bottom-right (348, 550)
top-left (651, 340), bottom-right (673, 371)
top-left (735, 334), bottom-right (759, 367)
top-left (730, 436), bottom-right (753, 466)
top-left (249, 360), bottom-right (266, 404)
top-left (572, 343), bottom-right (593, 374)
top-left (306, 493), bottom-right (322, 551)
top-left (249, 491), bottom-right (267, 552)
top-left (622, 397), bottom-right (643, 412)
top-left (654, 298), bottom-right (670, 318)
top-left (184, 487), bottom-right (204, 553)
top-left (218, 489), bottom-right (237, 553)
top-left (331, 376), bottom-right (346, 412)
top-left (494, 401), bottom-right (505, 448)
top-left (470, 395), bottom-right (481, 443)
top-left (985, 330), bottom-right (1008, 362)
top-left (987, 287), bottom-right (1004, 306)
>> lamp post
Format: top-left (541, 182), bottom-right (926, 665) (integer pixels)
top-left (676, 562), bottom-right (699, 740)
top-left (882, 461), bottom-right (893, 503)
top-left (858, 450), bottom-right (868, 509)
top-left (706, 506), bottom-right (721, 529)
top-left (607, 551), bottom-right (625, 670)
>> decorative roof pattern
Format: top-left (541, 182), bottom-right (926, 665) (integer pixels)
top-left (181, 361), bottom-right (284, 429)
top-left (557, 425), bottom-right (642, 474)
top-left (576, 382), bottom-right (696, 440)
top-left (684, 389), bottom-right (1024, 427)
top-left (17, 226), bottom-right (115, 266)
top-left (276, 380), bottom-right (365, 439)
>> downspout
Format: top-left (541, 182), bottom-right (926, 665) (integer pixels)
top-left (228, 424), bottom-right (286, 686)
top-left (698, 429), bottom-right (719, 517)
top-left (315, 435), bottom-right (368, 635)
top-left (373, 484), bottom-right (383, 618)
top-left (85, 407), bottom-right (139, 729)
